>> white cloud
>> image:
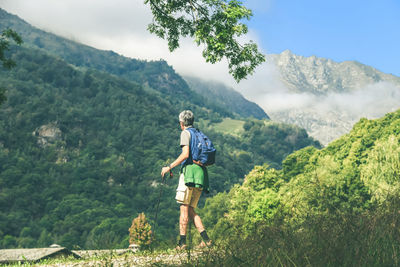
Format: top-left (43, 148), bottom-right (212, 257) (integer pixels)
top-left (243, 79), bottom-right (400, 119)
top-left (330, 82), bottom-right (400, 118)
top-left (240, 77), bottom-right (400, 144)
top-left (1, 0), bottom-right (253, 86)
top-left (1, 0), bottom-right (151, 36)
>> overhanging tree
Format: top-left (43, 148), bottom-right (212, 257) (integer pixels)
top-left (145, 0), bottom-right (265, 82)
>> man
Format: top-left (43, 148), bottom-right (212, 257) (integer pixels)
top-left (161, 110), bottom-right (212, 250)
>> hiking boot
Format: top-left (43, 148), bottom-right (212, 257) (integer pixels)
top-left (196, 240), bottom-right (213, 249)
top-left (175, 244), bottom-right (187, 250)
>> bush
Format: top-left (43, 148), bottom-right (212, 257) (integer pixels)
top-left (200, 201), bottom-right (400, 266)
top-left (128, 213), bottom-right (152, 249)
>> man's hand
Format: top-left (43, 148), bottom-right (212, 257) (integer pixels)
top-left (161, 145), bottom-right (188, 178)
top-left (161, 166), bottom-right (171, 178)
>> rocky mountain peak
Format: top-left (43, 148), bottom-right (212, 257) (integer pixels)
top-left (255, 51), bottom-right (400, 145)
top-left (269, 51), bottom-right (400, 95)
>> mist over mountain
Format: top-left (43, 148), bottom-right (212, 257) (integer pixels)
top-left (237, 50), bottom-right (400, 145)
top-left (183, 76), bottom-right (269, 120)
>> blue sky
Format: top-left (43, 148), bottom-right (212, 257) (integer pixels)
top-left (245, 0), bottom-right (400, 76)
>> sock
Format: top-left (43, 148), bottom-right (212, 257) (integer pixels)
top-left (200, 230), bottom-right (210, 242)
top-left (179, 235), bottom-right (186, 246)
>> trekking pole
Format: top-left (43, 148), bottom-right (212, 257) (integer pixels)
top-left (151, 168), bottom-right (172, 249)
top-left (187, 218), bottom-right (192, 262)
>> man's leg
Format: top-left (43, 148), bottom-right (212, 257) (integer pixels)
top-left (189, 206), bottom-right (211, 247)
top-left (178, 204), bottom-right (189, 248)
top-left (188, 207), bottom-right (205, 233)
top-left (180, 204), bottom-right (190, 234)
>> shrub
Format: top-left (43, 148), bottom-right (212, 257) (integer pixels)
top-left (128, 213), bottom-right (152, 249)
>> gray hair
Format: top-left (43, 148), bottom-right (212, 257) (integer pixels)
top-left (179, 110), bottom-right (194, 126)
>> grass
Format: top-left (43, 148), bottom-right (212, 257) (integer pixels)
top-left (197, 199), bottom-right (400, 266)
top-left (0, 250), bottom-right (139, 267)
top-left (213, 118), bottom-right (245, 136)
top-left (0, 247), bottom-right (212, 267)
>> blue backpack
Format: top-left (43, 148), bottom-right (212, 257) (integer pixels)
top-left (185, 127), bottom-right (216, 166)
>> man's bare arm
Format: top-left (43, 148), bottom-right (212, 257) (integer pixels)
top-left (161, 145), bottom-right (189, 177)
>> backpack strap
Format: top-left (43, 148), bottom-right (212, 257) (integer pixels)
top-left (181, 127), bottom-right (195, 167)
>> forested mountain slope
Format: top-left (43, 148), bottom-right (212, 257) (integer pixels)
top-left (201, 109), bottom-right (400, 265)
top-left (0, 42), bottom-right (319, 250)
top-left (0, 8), bottom-right (266, 120)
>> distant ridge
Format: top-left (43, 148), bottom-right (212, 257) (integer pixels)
top-left (270, 49), bottom-right (400, 94)
top-left (0, 8), bottom-right (268, 120)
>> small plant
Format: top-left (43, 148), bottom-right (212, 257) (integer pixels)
top-left (128, 213), bottom-right (152, 249)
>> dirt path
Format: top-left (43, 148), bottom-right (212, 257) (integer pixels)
top-left (39, 250), bottom-right (209, 266)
